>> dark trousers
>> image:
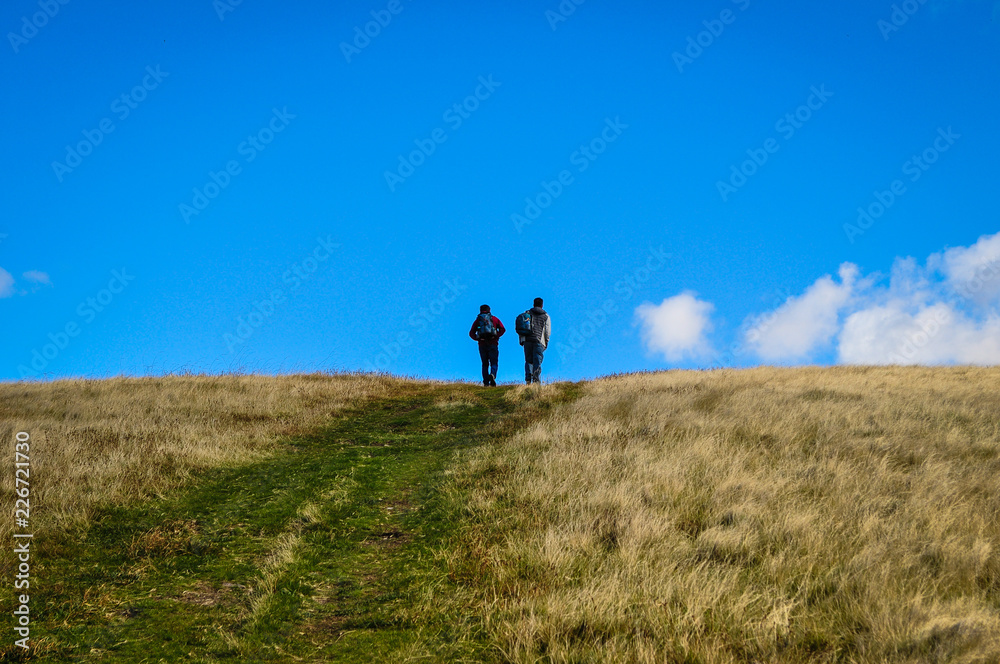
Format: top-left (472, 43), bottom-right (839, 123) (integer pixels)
top-left (479, 343), bottom-right (498, 383)
top-left (523, 340), bottom-right (544, 383)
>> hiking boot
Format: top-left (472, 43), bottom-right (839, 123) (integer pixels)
top-left (489, 375), bottom-right (497, 387)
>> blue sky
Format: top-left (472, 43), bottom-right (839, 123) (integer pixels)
top-left (3, 0), bottom-right (999, 383)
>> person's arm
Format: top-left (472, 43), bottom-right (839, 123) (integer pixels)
top-left (494, 317), bottom-right (505, 338)
top-left (543, 316), bottom-right (551, 348)
top-left (469, 319), bottom-right (479, 341)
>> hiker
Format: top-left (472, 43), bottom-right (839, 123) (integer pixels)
top-left (469, 304), bottom-right (505, 386)
top-left (516, 297), bottom-right (551, 384)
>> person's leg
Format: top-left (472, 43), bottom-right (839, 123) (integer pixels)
top-left (532, 344), bottom-right (545, 383)
top-left (489, 345), bottom-right (499, 386)
top-left (479, 344), bottom-right (490, 385)
top-left (523, 341), bottom-right (534, 384)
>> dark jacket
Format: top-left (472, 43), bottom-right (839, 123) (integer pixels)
top-left (526, 307), bottom-right (551, 348)
top-left (469, 314), bottom-right (505, 347)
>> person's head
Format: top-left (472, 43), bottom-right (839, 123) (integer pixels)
top-left (533, 297), bottom-right (543, 308)
top-left (480, 304), bottom-right (491, 313)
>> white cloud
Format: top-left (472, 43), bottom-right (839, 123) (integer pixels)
top-left (744, 231), bottom-right (1000, 366)
top-left (0, 268), bottom-right (54, 298)
top-left (839, 302), bottom-right (1000, 365)
top-left (839, 303), bottom-right (947, 364)
top-left (22, 270), bottom-right (51, 286)
top-left (635, 292), bottom-right (714, 361)
top-left (744, 263), bottom-right (858, 361)
top-left (0, 268), bottom-right (13, 298)
top-left (929, 232), bottom-right (1000, 305)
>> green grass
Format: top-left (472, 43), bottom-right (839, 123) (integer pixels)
top-left (8, 368), bottom-right (1000, 662)
top-left (12, 382), bottom-right (576, 663)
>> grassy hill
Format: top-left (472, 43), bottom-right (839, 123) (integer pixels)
top-left (2, 368), bottom-right (999, 662)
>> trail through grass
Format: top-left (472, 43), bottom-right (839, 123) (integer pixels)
top-left (9, 367), bottom-right (999, 663)
top-left (11, 381), bottom-right (574, 662)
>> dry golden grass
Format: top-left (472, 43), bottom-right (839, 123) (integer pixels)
top-left (448, 367), bottom-right (1000, 663)
top-left (0, 372), bottom-right (415, 539)
top-left (7, 368), bottom-right (1000, 661)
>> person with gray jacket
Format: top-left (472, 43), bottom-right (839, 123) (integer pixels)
top-left (519, 297), bottom-right (551, 384)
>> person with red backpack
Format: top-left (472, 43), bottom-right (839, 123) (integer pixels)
top-left (469, 304), bottom-right (505, 386)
